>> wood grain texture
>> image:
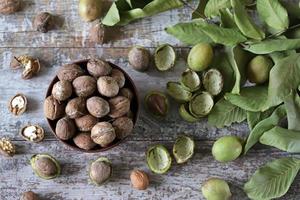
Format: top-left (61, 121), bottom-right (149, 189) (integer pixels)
top-left (0, 0), bottom-right (299, 199)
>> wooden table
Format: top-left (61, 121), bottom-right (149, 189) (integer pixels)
top-left (0, 1), bottom-right (299, 199)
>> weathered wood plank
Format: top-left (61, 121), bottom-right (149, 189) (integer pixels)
top-left (0, 141), bottom-right (299, 200)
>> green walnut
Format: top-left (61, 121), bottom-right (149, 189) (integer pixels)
top-left (173, 135), bottom-right (195, 164)
top-left (203, 69), bottom-right (224, 96)
top-left (247, 55), bottom-right (273, 84)
top-left (180, 69), bottom-right (201, 92)
top-left (30, 154), bottom-right (61, 180)
top-left (189, 92), bottom-right (214, 117)
top-left (166, 82), bottom-right (192, 102)
top-left (188, 43), bottom-right (213, 72)
top-left (146, 144), bottom-right (172, 174)
top-left (89, 157), bottom-right (112, 186)
top-left (145, 91), bottom-right (169, 117)
top-left (179, 104), bottom-right (199, 123)
top-left (212, 136), bottom-right (243, 163)
top-left (79, 0), bottom-right (103, 22)
top-left (154, 44), bottom-right (176, 71)
top-left (202, 178), bottom-right (232, 200)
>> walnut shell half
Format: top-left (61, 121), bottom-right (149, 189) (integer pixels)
top-left (8, 93), bottom-right (27, 116)
top-left (20, 125), bottom-right (45, 143)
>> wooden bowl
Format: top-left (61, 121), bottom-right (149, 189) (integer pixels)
top-left (45, 59), bottom-right (140, 153)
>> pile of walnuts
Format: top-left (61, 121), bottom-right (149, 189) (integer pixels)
top-left (44, 59), bottom-right (135, 151)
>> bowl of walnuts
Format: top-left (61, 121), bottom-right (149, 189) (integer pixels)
top-left (44, 59), bottom-right (139, 152)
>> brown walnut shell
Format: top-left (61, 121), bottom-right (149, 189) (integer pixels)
top-left (73, 132), bottom-right (97, 150)
top-left (0, 0), bottom-right (20, 15)
top-left (55, 117), bottom-right (76, 140)
top-left (112, 117), bottom-right (134, 139)
top-left (52, 80), bottom-right (73, 101)
top-left (128, 46), bottom-right (150, 72)
top-left (97, 76), bottom-right (119, 97)
top-left (74, 114), bottom-right (98, 132)
top-left (87, 58), bottom-right (112, 77)
top-left (130, 170), bottom-right (149, 190)
top-left (21, 191), bottom-right (39, 200)
top-left (44, 96), bottom-right (65, 120)
top-left (57, 64), bottom-right (85, 82)
top-left (34, 12), bottom-right (52, 33)
top-left (65, 97), bottom-right (87, 119)
top-left (89, 23), bottom-right (105, 44)
top-left (109, 96), bottom-right (130, 118)
top-left (10, 55), bottom-right (41, 79)
top-left (86, 96), bottom-right (110, 118)
top-left (20, 125), bottom-right (45, 143)
top-left (0, 138), bottom-right (16, 157)
top-left (119, 88), bottom-right (134, 101)
top-left (91, 122), bottom-right (116, 147)
top-left (111, 69), bottom-right (125, 88)
top-left (72, 75), bottom-right (97, 97)
top-left (8, 93), bottom-right (27, 116)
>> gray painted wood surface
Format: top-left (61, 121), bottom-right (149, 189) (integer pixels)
top-left (0, 1), bottom-right (299, 200)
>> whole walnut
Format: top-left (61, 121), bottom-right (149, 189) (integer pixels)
top-left (73, 132), bottom-right (97, 150)
top-left (89, 23), bottom-right (105, 44)
top-left (21, 191), bottom-right (39, 200)
top-left (112, 117), bottom-right (134, 139)
top-left (75, 114), bottom-right (98, 132)
top-left (86, 96), bottom-right (110, 118)
top-left (0, 0), bottom-right (20, 15)
top-left (44, 96), bottom-right (65, 120)
top-left (109, 96), bottom-right (130, 118)
top-left (55, 117), bottom-right (76, 140)
top-left (128, 46), bottom-right (150, 72)
top-left (89, 157), bottom-right (112, 185)
top-left (111, 69), bottom-right (125, 88)
top-left (72, 75), bottom-right (97, 97)
top-left (119, 88), bottom-right (134, 101)
top-left (30, 154), bottom-right (60, 179)
top-left (57, 64), bottom-right (85, 82)
top-left (97, 76), bottom-right (119, 97)
top-left (52, 80), bottom-right (73, 101)
top-left (65, 97), bottom-right (87, 119)
top-left (130, 170), bottom-right (149, 190)
top-left (87, 59), bottom-right (112, 77)
top-left (91, 122), bottom-right (116, 147)
top-left (34, 12), bottom-right (52, 33)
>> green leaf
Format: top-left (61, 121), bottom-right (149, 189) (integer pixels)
top-left (220, 8), bottom-right (237, 28)
top-left (244, 105), bottom-right (286, 154)
top-left (260, 126), bottom-right (300, 153)
top-left (231, 0), bottom-right (265, 40)
top-left (165, 19), bottom-right (247, 46)
top-left (247, 108), bottom-right (275, 131)
top-left (225, 45), bottom-right (252, 94)
top-left (204, 0), bottom-right (231, 17)
top-left (192, 0), bottom-right (208, 19)
top-left (102, 0), bottom-right (184, 26)
top-left (269, 50), bottom-right (297, 63)
top-left (267, 53), bottom-right (300, 107)
top-left (208, 98), bottom-right (246, 128)
top-left (244, 39), bottom-right (300, 54)
top-left (225, 86), bottom-right (268, 112)
top-left (284, 90), bottom-right (300, 131)
top-left (280, 1), bottom-right (300, 19)
top-left (244, 157), bottom-right (300, 200)
top-left (257, 0), bottom-right (289, 31)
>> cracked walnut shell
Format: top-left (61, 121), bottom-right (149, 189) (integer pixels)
top-left (10, 55), bottom-right (41, 79)
top-left (8, 93), bottom-right (27, 116)
top-left (20, 125), bottom-right (45, 143)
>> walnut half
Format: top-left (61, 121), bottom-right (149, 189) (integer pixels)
top-left (20, 125), bottom-right (45, 143)
top-left (8, 93), bottom-right (27, 116)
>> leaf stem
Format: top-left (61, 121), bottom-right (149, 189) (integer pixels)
top-left (267, 24), bottom-right (300, 39)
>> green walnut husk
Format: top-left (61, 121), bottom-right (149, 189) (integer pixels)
top-left (202, 178), bottom-right (232, 200)
top-left (203, 69), bottom-right (224, 96)
top-left (166, 82), bottom-right (192, 102)
top-left (173, 135), bottom-right (195, 164)
top-left (179, 104), bottom-right (199, 123)
top-left (30, 154), bottom-right (61, 180)
top-left (146, 144), bottom-right (172, 174)
top-left (145, 91), bottom-right (169, 117)
top-left (89, 157), bottom-right (112, 186)
top-left (189, 92), bottom-right (214, 117)
top-left (212, 136), bottom-right (243, 163)
top-left (247, 55), bottom-right (273, 84)
top-left (154, 44), bottom-right (176, 71)
top-left (188, 43), bottom-right (213, 72)
top-left (180, 69), bottom-right (201, 92)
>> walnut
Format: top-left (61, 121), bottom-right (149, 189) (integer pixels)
top-left (86, 96), bottom-right (110, 118)
top-left (52, 80), bottom-right (73, 101)
top-left (20, 125), bottom-right (45, 143)
top-left (72, 75), bottom-right (97, 97)
top-left (75, 114), bottom-right (98, 132)
top-left (87, 58), bottom-right (111, 77)
top-left (119, 88), bottom-right (134, 101)
top-left (44, 96), bottom-right (65, 120)
top-left (0, 138), bottom-right (15, 157)
top-left (73, 132), bottom-right (97, 150)
top-left (128, 46), bottom-right (150, 72)
top-left (109, 96), bottom-right (130, 118)
top-left (21, 191), bottom-right (39, 200)
top-left (34, 12), bottom-right (52, 33)
top-left (0, 0), bottom-right (20, 15)
top-left (57, 64), bottom-right (85, 82)
top-left (55, 117), bottom-right (76, 140)
top-left (130, 170), bottom-right (149, 190)
top-left (89, 23), bottom-right (105, 44)
top-left (91, 122), bottom-right (116, 147)
top-left (97, 76), bottom-right (119, 97)
top-left (8, 93), bottom-right (27, 116)
top-left (10, 55), bottom-right (41, 79)
top-left (111, 69), bottom-right (125, 88)
top-left (65, 97), bottom-right (87, 119)
top-left (112, 117), bottom-right (134, 139)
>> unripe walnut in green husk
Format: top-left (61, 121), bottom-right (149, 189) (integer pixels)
top-left (89, 157), bottom-right (112, 185)
top-left (30, 154), bottom-right (61, 180)
top-left (212, 136), bottom-right (242, 163)
top-left (247, 55), bottom-right (273, 84)
top-left (202, 178), bottom-right (232, 200)
top-left (79, 0), bottom-right (103, 22)
top-left (144, 91), bottom-right (169, 117)
top-left (188, 43), bottom-right (213, 72)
